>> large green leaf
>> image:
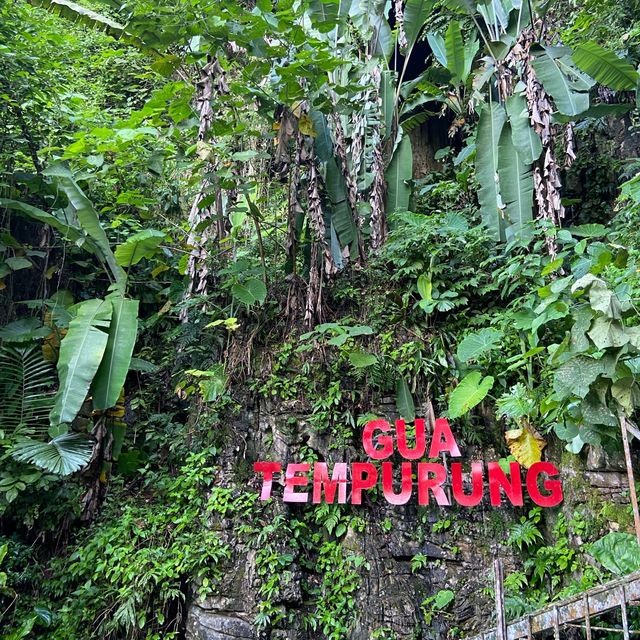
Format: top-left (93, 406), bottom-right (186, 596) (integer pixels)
top-left (476, 103), bottom-right (506, 240)
top-left (310, 111), bottom-right (333, 162)
top-left (572, 42), bottom-right (639, 91)
top-left (506, 94), bottom-right (542, 164)
top-left (26, 0), bottom-right (126, 39)
top-left (552, 103), bottom-right (633, 123)
top-left (552, 355), bottom-right (607, 400)
top-left (456, 328), bottom-right (503, 363)
top-left (231, 278), bottom-right (267, 307)
top-left (385, 134), bottom-right (413, 214)
top-left (114, 229), bottom-right (165, 267)
top-left (50, 299), bottom-right (112, 427)
top-left (396, 377), bottom-right (415, 421)
top-left (403, 0), bottom-right (436, 51)
top-left (380, 69), bottom-right (397, 140)
top-left (462, 36), bottom-right (479, 84)
top-left (448, 371), bottom-right (494, 418)
top-left (589, 532), bottom-right (640, 575)
top-left (444, 21), bottom-right (465, 83)
top-left (530, 45), bottom-right (591, 116)
top-left (308, 0), bottom-right (340, 32)
top-left (348, 350), bottom-right (378, 368)
top-left (497, 123), bottom-right (534, 241)
top-left (326, 158), bottom-right (357, 247)
top-left (427, 32), bottom-right (447, 68)
top-left (11, 433), bottom-right (93, 476)
top-left (371, 12), bottom-right (393, 60)
top-left (0, 199), bottom-right (96, 253)
top-left (91, 295), bottom-right (139, 411)
top-left (44, 164), bottom-right (126, 287)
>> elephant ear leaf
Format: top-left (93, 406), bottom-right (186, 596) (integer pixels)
top-left (572, 41), bottom-right (639, 91)
top-left (12, 433), bottom-right (93, 476)
top-left (530, 45), bottom-right (592, 116)
top-left (91, 295), bottom-right (139, 411)
top-left (448, 371), bottom-right (494, 418)
top-left (589, 532), bottom-right (640, 575)
top-left (476, 102), bottom-right (507, 241)
top-left (50, 299), bottom-right (112, 427)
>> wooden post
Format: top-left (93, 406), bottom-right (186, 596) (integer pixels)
top-left (620, 414), bottom-right (640, 545)
top-left (553, 605), bottom-right (560, 640)
top-left (494, 559), bottom-right (507, 640)
top-left (621, 586), bottom-right (630, 640)
top-left (584, 594), bottom-right (592, 640)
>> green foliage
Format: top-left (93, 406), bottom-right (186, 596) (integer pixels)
top-left (50, 298), bottom-right (112, 426)
top-left (448, 371), bottom-right (494, 418)
top-left (0, 346), bottom-right (56, 436)
top-left (476, 103), bottom-right (507, 240)
top-left (41, 452), bottom-right (237, 639)
top-left (91, 295), bottom-right (139, 410)
top-left (530, 45), bottom-right (592, 117)
top-left (2, 0), bottom-right (640, 637)
top-left (589, 532), bottom-right (640, 575)
top-left (385, 135), bottom-right (413, 214)
top-left (507, 509), bottom-right (544, 550)
top-left (572, 42), bottom-right (639, 91)
top-left (421, 589), bottom-right (454, 625)
top-left (456, 328), bottom-right (503, 363)
top-left (11, 433), bottom-right (93, 475)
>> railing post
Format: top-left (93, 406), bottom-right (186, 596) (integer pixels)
top-left (494, 558), bottom-right (507, 640)
top-left (620, 414), bottom-right (640, 545)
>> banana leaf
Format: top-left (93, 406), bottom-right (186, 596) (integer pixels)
top-left (476, 102), bottom-right (506, 240)
top-left (44, 164), bottom-right (126, 288)
top-left (498, 123), bottom-right (533, 241)
top-left (506, 93), bottom-right (542, 164)
top-left (530, 45), bottom-right (592, 117)
top-left (385, 134), bottom-right (413, 214)
top-left (572, 41), bottom-right (639, 91)
top-left (325, 158), bottom-right (357, 248)
top-left (445, 21), bottom-right (466, 83)
top-left (50, 298), bottom-right (112, 427)
top-left (403, 0), bottom-right (436, 52)
top-left (91, 295), bottom-right (139, 411)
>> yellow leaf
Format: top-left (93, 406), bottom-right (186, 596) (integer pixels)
top-left (151, 264), bottom-right (169, 278)
top-left (505, 424), bottom-right (546, 469)
top-left (291, 100), bottom-right (304, 118)
top-left (298, 113), bottom-right (317, 137)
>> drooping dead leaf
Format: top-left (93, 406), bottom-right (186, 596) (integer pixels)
top-left (505, 423), bottom-right (547, 468)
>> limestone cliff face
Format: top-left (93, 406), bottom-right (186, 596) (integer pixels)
top-left (185, 395), bottom-right (633, 640)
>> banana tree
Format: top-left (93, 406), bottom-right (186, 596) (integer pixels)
top-left (0, 165), bottom-right (155, 474)
top-left (434, 0), bottom-right (639, 242)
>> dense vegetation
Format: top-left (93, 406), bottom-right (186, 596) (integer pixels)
top-left (2, 0), bottom-right (640, 638)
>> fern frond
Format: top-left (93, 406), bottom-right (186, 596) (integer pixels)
top-left (0, 346), bottom-right (56, 436)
